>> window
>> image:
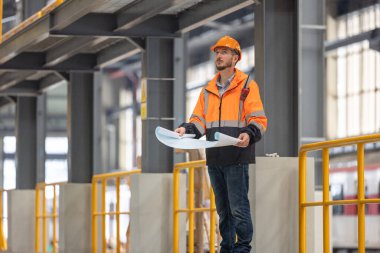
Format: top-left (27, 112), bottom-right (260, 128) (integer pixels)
top-left (327, 4), bottom-right (380, 138)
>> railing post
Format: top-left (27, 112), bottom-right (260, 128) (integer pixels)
top-left (116, 177), bottom-right (120, 253)
top-left (35, 187), bottom-right (40, 252)
top-left (53, 186), bottom-right (57, 253)
top-left (322, 148), bottom-right (330, 253)
top-left (173, 168), bottom-right (179, 253)
top-left (42, 187), bottom-right (47, 253)
top-left (357, 143), bottom-right (365, 253)
top-left (92, 179), bottom-right (97, 253)
top-left (299, 152), bottom-right (307, 253)
top-left (188, 167), bottom-right (195, 253)
top-left (0, 0), bottom-right (3, 43)
top-left (101, 179), bottom-right (106, 253)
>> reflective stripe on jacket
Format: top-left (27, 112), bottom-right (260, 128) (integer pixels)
top-left (187, 68), bottom-right (267, 166)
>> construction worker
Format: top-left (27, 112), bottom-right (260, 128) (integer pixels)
top-left (175, 35), bottom-right (267, 253)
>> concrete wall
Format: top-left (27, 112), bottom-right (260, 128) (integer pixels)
top-left (250, 157), bottom-right (315, 253)
top-left (59, 184), bottom-right (92, 253)
top-left (129, 173), bottom-right (186, 253)
top-left (7, 190), bottom-right (35, 253)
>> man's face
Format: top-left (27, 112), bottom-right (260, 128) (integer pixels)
top-left (214, 47), bottom-right (238, 71)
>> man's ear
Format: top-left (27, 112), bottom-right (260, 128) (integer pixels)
top-left (233, 54), bottom-right (239, 65)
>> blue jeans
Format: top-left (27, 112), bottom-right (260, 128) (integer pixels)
top-left (208, 164), bottom-right (253, 253)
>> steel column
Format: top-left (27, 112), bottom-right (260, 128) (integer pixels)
top-left (254, 0), bottom-right (299, 156)
top-left (67, 73), bottom-right (94, 183)
top-left (299, 0), bottom-right (325, 186)
top-left (36, 93), bottom-right (47, 183)
top-left (173, 35), bottom-right (187, 164)
top-left (15, 97), bottom-right (37, 189)
top-left (141, 38), bottom-right (174, 173)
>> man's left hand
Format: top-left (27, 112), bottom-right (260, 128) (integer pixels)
top-left (236, 133), bottom-right (250, 148)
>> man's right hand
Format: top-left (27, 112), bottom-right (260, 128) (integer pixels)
top-left (174, 127), bottom-right (186, 136)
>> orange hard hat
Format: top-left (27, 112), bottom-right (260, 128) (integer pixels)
top-left (210, 35), bottom-right (242, 61)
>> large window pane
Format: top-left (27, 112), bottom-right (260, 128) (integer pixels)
top-left (45, 160), bottom-right (68, 183)
top-left (45, 137), bottom-right (68, 154)
top-left (3, 136), bottom-right (15, 154)
top-left (3, 160), bottom-right (15, 190)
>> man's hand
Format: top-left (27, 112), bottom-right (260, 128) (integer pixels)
top-left (236, 133), bottom-right (250, 148)
top-left (175, 127), bottom-right (186, 136)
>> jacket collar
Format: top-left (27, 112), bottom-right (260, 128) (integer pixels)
top-left (205, 68), bottom-right (248, 95)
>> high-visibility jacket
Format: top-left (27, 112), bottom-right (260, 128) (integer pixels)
top-left (181, 68), bottom-right (267, 166)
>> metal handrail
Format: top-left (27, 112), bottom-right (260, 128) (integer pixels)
top-left (0, 0), bottom-right (65, 43)
top-left (173, 160), bottom-right (217, 253)
top-left (0, 189), bottom-right (8, 251)
top-left (35, 182), bottom-right (65, 253)
top-left (91, 169), bottom-right (141, 253)
top-left (299, 133), bottom-right (380, 253)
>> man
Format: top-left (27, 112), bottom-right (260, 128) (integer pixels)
top-left (175, 35), bottom-right (267, 253)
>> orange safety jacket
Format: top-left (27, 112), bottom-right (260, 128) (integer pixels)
top-left (180, 69), bottom-right (267, 166)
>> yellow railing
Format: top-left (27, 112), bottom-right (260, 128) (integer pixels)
top-left (35, 182), bottom-right (65, 253)
top-left (173, 160), bottom-right (217, 253)
top-left (299, 134), bottom-right (380, 253)
top-left (0, 0), bottom-right (65, 43)
top-left (92, 170), bottom-right (141, 253)
top-left (0, 0), bottom-right (3, 43)
top-left (0, 189), bottom-right (7, 251)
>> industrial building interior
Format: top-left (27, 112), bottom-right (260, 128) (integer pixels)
top-left (0, 0), bottom-right (379, 253)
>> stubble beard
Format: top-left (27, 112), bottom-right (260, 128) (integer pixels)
top-left (215, 59), bottom-right (233, 71)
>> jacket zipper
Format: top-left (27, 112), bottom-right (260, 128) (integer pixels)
top-left (218, 95), bottom-right (224, 129)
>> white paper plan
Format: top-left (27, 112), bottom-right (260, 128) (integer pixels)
top-left (155, 126), bottom-right (240, 149)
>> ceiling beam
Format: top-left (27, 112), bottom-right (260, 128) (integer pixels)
top-left (45, 37), bottom-right (107, 66)
top-left (0, 52), bottom-right (46, 69)
top-left (0, 71), bottom-right (36, 91)
top-left (97, 40), bottom-right (142, 68)
top-left (0, 16), bottom-right (50, 64)
top-left (0, 97), bottom-right (14, 107)
top-left (50, 0), bottom-right (111, 30)
top-left (53, 54), bottom-right (98, 72)
top-left (325, 28), bottom-right (380, 51)
top-left (178, 0), bottom-right (255, 33)
top-left (51, 13), bottom-right (117, 37)
top-left (51, 13), bottom-right (179, 38)
top-left (39, 73), bottom-right (66, 91)
top-left (0, 52), bottom-right (98, 72)
top-left (116, 0), bottom-right (177, 31)
top-left (0, 81), bottom-right (40, 96)
top-left (118, 15), bottom-right (179, 38)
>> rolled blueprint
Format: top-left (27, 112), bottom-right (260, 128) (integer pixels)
top-left (155, 126), bottom-right (239, 149)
